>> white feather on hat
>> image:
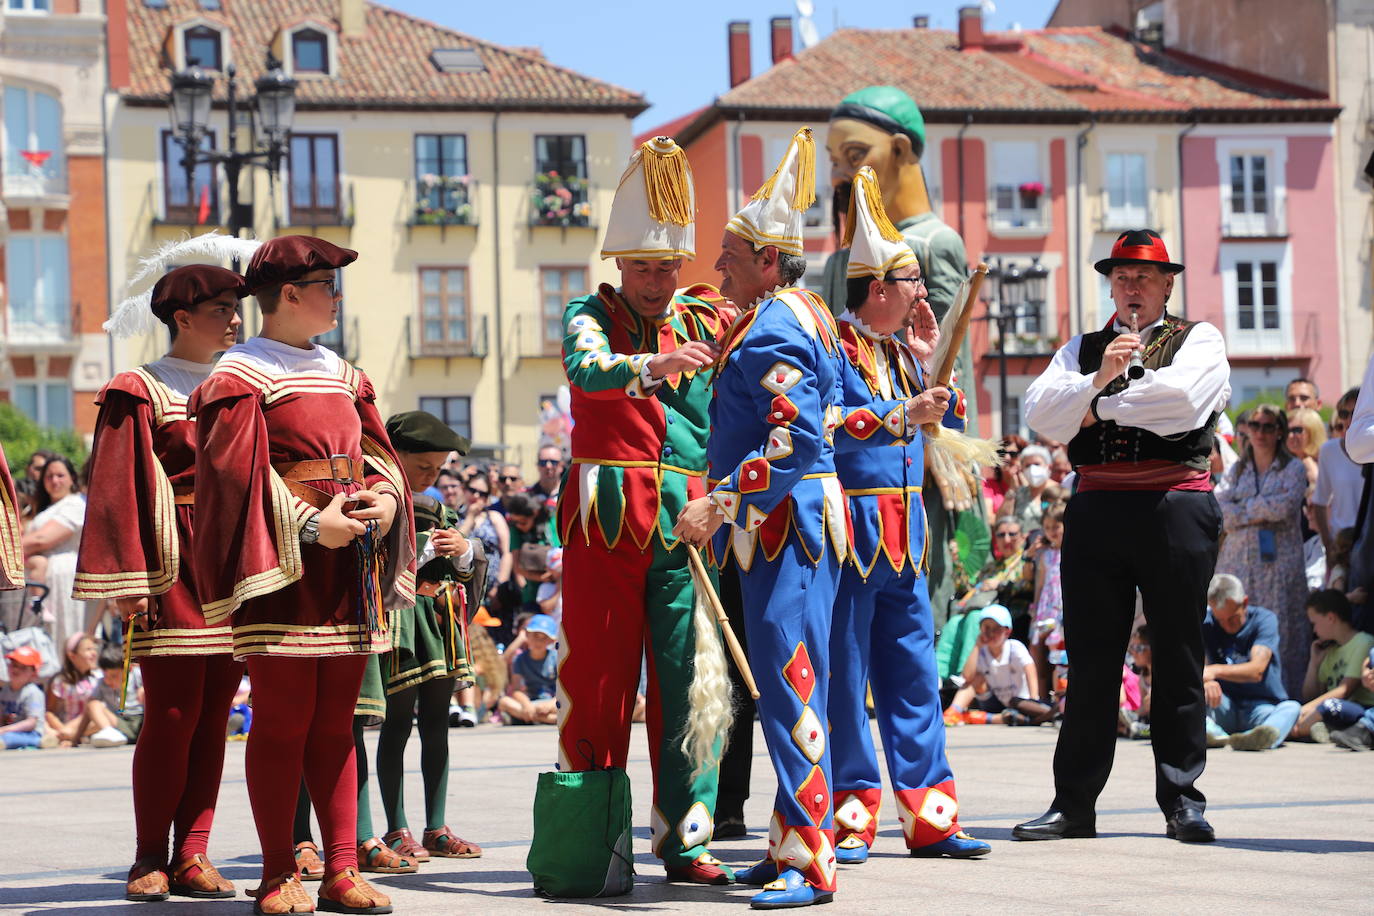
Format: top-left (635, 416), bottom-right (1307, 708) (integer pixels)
top-left (600, 136), bottom-right (695, 261)
top-left (843, 167), bottom-right (918, 279)
top-left (104, 231), bottom-right (261, 339)
top-left (725, 127), bottom-right (816, 258)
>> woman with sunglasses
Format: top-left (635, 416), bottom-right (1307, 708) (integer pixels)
top-left (1215, 404), bottom-right (1311, 696)
top-left (456, 476), bottom-right (509, 623)
top-left (1285, 407), bottom-right (1325, 491)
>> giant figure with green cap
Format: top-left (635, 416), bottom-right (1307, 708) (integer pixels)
top-left (532, 136), bottom-right (738, 892)
top-left (822, 86), bottom-right (988, 630)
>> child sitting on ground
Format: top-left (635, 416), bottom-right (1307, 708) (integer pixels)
top-left (1, 647), bottom-right (49, 749)
top-left (498, 613), bottom-right (558, 725)
top-left (1296, 589), bottom-right (1374, 742)
top-left (44, 632), bottom-right (108, 747)
top-left (86, 642), bottom-right (145, 746)
top-left (944, 605), bottom-right (1056, 725)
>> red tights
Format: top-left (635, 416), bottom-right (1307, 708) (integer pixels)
top-left (133, 654), bottom-right (244, 865)
top-left (245, 654), bottom-right (367, 880)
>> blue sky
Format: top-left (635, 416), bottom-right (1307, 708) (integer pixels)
top-left (387, 1), bottom-right (1061, 130)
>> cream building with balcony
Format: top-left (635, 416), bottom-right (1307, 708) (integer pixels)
top-left (104, 0), bottom-right (645, 465)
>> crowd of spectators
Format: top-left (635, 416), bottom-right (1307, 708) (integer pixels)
top-left (1, 445), bottom-right (602, 750)
top-left (938, 376), bottom-right (1374, 753)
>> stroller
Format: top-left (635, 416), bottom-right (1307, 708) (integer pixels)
top-left (0, 583), bottom-right (59, 681)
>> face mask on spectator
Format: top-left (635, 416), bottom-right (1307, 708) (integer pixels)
top-left (1025, 464), bottom-right (1050, 487)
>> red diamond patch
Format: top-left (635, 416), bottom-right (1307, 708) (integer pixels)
top-left (843, 408), bottom-right (880, 440)
top-left (767, 395), bottom-right (799, 426)
top-left (794, 766), bottom-right (830, 826)
top-left (783, 642), bottom-right (816, 704)
top-left (739, 457), bottom-right (771, 494)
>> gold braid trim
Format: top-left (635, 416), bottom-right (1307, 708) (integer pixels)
top-left (639, 138), bottom-right (694, 227)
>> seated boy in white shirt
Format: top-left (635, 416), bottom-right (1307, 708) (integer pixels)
top-left (944, 605), bottom-right (1056, 725)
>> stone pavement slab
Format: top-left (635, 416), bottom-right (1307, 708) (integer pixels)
top-left (1, 722), bottom-right (1370, 914)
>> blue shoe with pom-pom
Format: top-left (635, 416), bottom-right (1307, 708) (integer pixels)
top-left (833, 836), bottom-right (868, 865)
top-left (750, 868), bottom-right (833, 909)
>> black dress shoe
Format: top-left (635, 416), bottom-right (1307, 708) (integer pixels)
top-left (1012, 809), bottom-right (1097, 841)
top-left (714, 817), bottom-right (748, 839)
top-left (1165, 808), bottom-right (1215, 843)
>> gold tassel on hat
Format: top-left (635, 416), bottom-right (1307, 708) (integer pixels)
top-left (638, 138), bottom-right (694, 227)
top-left (751, 127), bottom-right (816, 211)
top-left (843, 168), bottom-right (903, 248)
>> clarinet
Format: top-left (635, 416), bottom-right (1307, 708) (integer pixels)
top-left (1126, 309), bottom-right (1145, 380)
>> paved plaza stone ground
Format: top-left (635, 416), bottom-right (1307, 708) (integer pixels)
top-left (2, 720), bottom-right (1370, 914)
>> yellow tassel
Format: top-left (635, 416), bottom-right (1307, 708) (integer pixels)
top-left (844, 168), bottom-right (902, 248)
top-left (638, 138), bottom-right (694, 227)
top-left (842, 173), bottom-right (860, 249)
top-left (118, 617), bottom-right (134, 715)
top-left (751, 127), bottom-right (816, 210)
top-left (444, 585), bottom-right (457, 670)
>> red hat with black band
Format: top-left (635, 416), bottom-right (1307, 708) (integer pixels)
top-left (244, 235), bottom-right (357, 294)
top-left (1094, 229), bottom-right (1184, 276)
top-left (149, 265), bottom-right (248, 324)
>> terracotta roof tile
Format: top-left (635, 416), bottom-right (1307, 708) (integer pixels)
top-left (712, 26), bottom-right (1335, 122)
top-left (121, 0), bottom-right (647, 114)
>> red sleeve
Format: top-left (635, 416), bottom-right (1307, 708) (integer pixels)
top-left (191, 373), bottom-right (308, 624)
top-left (0, 446), bottom-right (22, 590)
top-left (355, 370), bottom-right (417, 608)
top-left (73, 378), bottom-right (179, 602)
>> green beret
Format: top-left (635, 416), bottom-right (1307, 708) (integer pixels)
top-left (385, 410), bottom-right (470, 455)
top-left (830, 86), bottom-right (926, 159)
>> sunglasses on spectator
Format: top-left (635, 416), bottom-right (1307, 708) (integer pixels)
top-left (500, 474), bottom-right (521, 482)
top-left (468, 487), bottom-right (489, 497)
top-left (1246, 420), bottom-right (1279, 433)
top-left (994, 530), bottom-right (1021, 539)
top-left (1286, 426), bottom-right (1305, 435)
top-left (538, 459), bottom-right (562, 467)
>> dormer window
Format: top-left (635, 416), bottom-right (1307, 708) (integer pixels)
top-left (292, 28), bottom-right (329, 74)
top-left (184, 24), bottom-right (224, 70)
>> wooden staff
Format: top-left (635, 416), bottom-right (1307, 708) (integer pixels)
top-left (934, 263), bottom-right (989, 388)
top-left (685, 544), bottom-right (760, 699)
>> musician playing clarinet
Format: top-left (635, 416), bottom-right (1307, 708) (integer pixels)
top-left (1013, 230), bottom-right (1232, 845)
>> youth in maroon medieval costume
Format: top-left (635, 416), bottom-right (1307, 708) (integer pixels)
top-left (191, 236), bottom-right (415, 915)
top-left (76, 260), bottom-right (252, 902)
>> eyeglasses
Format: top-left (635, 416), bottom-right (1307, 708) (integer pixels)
top-left (886, 277), bottom-right (926, 286)
top-left (537, 459), bottom-right (562, 467)
top-left (439, 483), bottom-right (462, 491)
top-left (1128, 643), bottom-right (1149, 653)
top-left (467, 488), bottom-right (489, 497)
top-left (500, 475), bottom-right (521, 482)
top-left (994, 531), bottom-right (1021, 539)
top-left (1287, 427), bottom-right (1304, 436)
top-left (290, 278), bottom-right (337, 296)
top-left (1246, 421), bottom-right (1279, 433)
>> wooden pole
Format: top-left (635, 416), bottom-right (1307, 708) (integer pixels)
top-left (685, 544), bottom-right (760, 700)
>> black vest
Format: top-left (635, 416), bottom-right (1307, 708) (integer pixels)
top-left (1067, 315), bottom-right (1217, 471)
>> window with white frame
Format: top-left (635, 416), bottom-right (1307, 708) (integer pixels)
top-left (1217, 139), bottom-right (1286, 238)
top-left (5, 233), bottom-right (70, 342)
top-left (1221, 243), bottom-right (1290, 354)
top-left (6, 0), bottom-right (51, 14)
top-left (989, 140), bottom-right (1046, 231)
top-left (3, 85), bottom-right (64, 195)
top-left (12, 381), bottom-right (71, 430)
top-left (1104, 152), bottom-right (1148, 227)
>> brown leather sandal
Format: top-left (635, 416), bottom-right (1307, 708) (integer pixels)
top-left (294, 841), bottom-right (326, 881)
top-left (170, 853), bottom-right (235, 898)
top-left (317, 867), bottom-right (392, 915)
top-left (382, 828), bottom-right (429, 862)
top-left (422, 826), bottom-right (482, 858)
top-left (251, 872), bottom-right (314, 914)
top-left (126, 860), bottom-right (170, 902)
top-left (356, 837), bottom-right (418, 874)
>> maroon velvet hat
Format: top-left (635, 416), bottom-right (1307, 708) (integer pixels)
top-left (1094, 229), bottom-right (1184, 276)
top-left (149, 264), bottom-right (248, 323)
top-left (243, 235), bottom-right (358, 293)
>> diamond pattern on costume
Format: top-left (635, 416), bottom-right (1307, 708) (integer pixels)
top-left (739, 457), bottom-right (771, 494)
top-left (782, 642), bottom-right (816, 704)
top-left (834, 795), bottom-right (874, 833)
top-left (574, 331), bottom-right (602, 352)
top-left (767, 812), bottom-right (784, 861)
top-left (567, 314), bottom-right (599, 332)
top-left (794, 766), bottom-right (830, 826)
top-left (764, 428), bottom-right (794, 460)
top-left (776, 828), bottom-right (817, 871)
top-left (843, 407), bottom-right (881, 440)
top-left (917, 787), bottom-right (957, 833)
top-left (650, 806), bottom-right (669, 856)
top-left (815, 833), bottom-right (838, 888)
top-left (744, 504), bottom-right (768, 532)
top-left (767, 394), bottom-right (799, 426)
top-left (710, 488), bottom-right (740, 522)
top-left (882, 404), bottom-right (906, 437)
top-left (761, 361), bottom-right (803, 394)
top-left (791, 705), bottom-right (826, 764)
top-left (677, 802), bottom-right (713, 850)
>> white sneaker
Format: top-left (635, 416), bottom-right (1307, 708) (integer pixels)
top-left (90, 726), bottom-right (128, 748)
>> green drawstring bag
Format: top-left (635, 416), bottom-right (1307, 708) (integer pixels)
top-left (527, 768), bottom-right (634, 898)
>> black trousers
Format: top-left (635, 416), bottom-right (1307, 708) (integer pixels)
top-left (1051, 489), bottom-right (1220, 820)
top-left (715, 560), bottom-right (756, 821)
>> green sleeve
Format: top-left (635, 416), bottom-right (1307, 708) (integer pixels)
top-left (562, 295), bottom-right (651, 396)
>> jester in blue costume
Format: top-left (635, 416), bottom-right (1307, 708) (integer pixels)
top-left (676, 131), bottom-right (922, 910)
top-left (827, 168), bottom-right (991, 865)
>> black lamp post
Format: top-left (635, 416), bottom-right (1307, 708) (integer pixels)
top-left (168, 54), bottom-right (295, 270)
top-left (979, 255), bottom-right (1050, 437)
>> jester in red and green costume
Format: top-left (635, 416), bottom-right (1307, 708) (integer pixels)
top-left (549, 136), bottom-right (738, 887)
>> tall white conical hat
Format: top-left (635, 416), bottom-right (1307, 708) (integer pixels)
top-left (725, 126), bottom-right (816, 258)
top-left (600, 136), bottom-right (695, 260)
top-left (844, 166), bottom-right (918, 279)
